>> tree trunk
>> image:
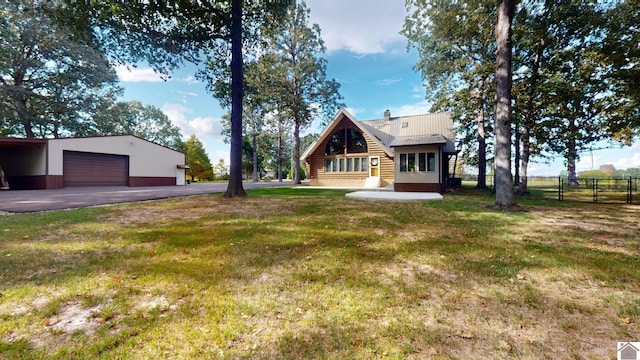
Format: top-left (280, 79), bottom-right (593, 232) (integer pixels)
top-left (476, 104), bottom-right (487, 189)
top-left (566, 117), bottom-right (579, 186)
top-left (224, 0), bottom-right (247, 197)
top-left (252, 131), bottom-right (259, 182)
top-left (293, 116), bottom-right (301, 184)
top-left (277, 122), bottom-right (284, 182)
top-left (494, 0), bottom-right (516, 208)
top-left (518, 40), bottom-right (543, 194)
top-left (514, 115), bottom-right (520, 186)
top-left (518, 112), bottom-right (531, 194)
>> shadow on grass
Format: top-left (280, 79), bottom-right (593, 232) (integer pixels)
top-left (1, 188), bottom-right (639, 358)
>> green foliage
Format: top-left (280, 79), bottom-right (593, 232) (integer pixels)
top-left (80, 0), bottom-right (293, 197)
top-left (0, 0), bottom-right (121, 138)
top-left (403, 0), bottom-right (497, 189)
top-left (92, 100), bottom-right (184, 149)
top-left (184, 135), bottom-right (213, 181)
top-left (578, 170), bottom-right (610, 179)
top-left (212, 159), bottom-right (229, 180)
top-left (613, 167), bottom-right (640, 178)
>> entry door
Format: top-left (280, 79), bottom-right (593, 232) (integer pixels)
top-left (369, 156), bottom-right (380, 178)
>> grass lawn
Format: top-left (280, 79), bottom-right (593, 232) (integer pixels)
top-left (1, 187), bottom-right (638, 359)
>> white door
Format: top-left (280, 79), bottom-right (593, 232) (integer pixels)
top-left (369, 156), bottom-right (380, 178)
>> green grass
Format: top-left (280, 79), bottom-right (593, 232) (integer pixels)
top-left (1, 186), bottom-right (638, 359)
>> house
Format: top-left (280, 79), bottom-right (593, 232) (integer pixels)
top-left (302, 108), bottom-right (456, 193)
top-left (0, 135), bottom-right (187, 190)
top-left (619, 343), bottom-right (639, 360)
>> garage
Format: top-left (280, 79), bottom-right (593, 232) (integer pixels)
top-left (63, 151), bottom-right (129, 187)
top-left (0, 135), bottom-right (187, 189)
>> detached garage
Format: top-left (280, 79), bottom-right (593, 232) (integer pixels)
top-left (0, 135), bottom-right (187, 190)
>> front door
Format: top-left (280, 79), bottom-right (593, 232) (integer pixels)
top-left (369, 156), bottom-right (380, 178)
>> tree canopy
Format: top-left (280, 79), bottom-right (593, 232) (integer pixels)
top-left (0, 0), bottom-right (120, 138)
top-left (92, 100), bottom-right (184, 150)
top-left (76, 0), bottom-right (293, 197)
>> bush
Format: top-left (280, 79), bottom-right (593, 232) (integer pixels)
top-left (578, 170), bottom-right (610, 179)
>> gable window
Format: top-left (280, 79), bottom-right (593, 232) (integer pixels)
top-left (400, 152), bottom-right (436, 172)
top-left (346, 129), bottom-right (367, 153)
top-left (325, 128), bottom-right (368, 155)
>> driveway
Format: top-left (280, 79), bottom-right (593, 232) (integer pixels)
top-left (0, 182), bottom-right (292, 213)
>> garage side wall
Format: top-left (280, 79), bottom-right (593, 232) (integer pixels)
top-left (48, 136), bottom-right (185, 187)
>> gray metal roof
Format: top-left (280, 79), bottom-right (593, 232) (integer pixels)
top-left (389, 134), bottom-right (447, 147)
top-left (360, 112), bottom-right (456, 154)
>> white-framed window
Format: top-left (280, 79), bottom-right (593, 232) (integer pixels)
top-left (400, 152), bottom-right (436, 172)
top-left (324, 156), bottom-right (368, 173)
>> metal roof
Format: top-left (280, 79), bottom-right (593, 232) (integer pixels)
top-left (360, 112), bottom-right (456, 153)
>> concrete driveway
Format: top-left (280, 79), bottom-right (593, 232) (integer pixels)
top-left (0, 182), bottom-right (292, 213)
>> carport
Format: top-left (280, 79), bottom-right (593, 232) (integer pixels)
top-left (0, 138), bottom-right (48, 190)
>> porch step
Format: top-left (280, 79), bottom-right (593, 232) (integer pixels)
top-left (364, 177), bottom-right (380, 188)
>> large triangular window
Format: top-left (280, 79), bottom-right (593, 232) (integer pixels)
top-left (325, 128), bottom-right (367, 155)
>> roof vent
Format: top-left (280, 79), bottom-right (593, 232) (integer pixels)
top-left (384, 109), bottom-right (391, 120)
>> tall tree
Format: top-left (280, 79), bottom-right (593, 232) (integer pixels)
top-left (78, 0), bottom-right (292, 197)
top-left (0, 0), bottom-right (120, 138)
top-left (494, 0), bottom-right (516, 208)
top-left (404, 0), bottom-right (496, 189)
top-left (92, 100), bottom-right (184, 149)
top-left (183, 135), bottom-right (213, 182)
top-left (259, 1), bottom-right (343, 184)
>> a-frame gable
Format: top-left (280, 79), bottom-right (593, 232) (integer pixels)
top-left (302, 108), bottom-right (392, 161)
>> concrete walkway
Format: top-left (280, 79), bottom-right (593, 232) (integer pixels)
top-left (300, 185), bottom-right (443, 201)
top-left (345, 191), bottom-right (443, 201)
top-left (0, 182), bottom-right (291, 213)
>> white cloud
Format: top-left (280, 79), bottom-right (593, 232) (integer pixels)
top-left (388, 100), bottom-right (432, 117)
top-left (376, 78), bottom-right (403, 86)
top-left (210, 150), bottom-right (230, 167)
top-left (306, 0), bottom-right (407, 54)
top-left (161, 103), bottom-right (223, 139)
top-left (613, 146), bottom-right (640, 170)
top-left (115, 65), bottom-right (166, 83)
top-left (345, 107), bottom-right (366, 117)
top-left (181, 76), bottom-right (199, 85)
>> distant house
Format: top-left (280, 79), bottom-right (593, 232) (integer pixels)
top-left (0, 135), bottom-right (187, 190)
top-left (302, 108), bottom-right (456, 193)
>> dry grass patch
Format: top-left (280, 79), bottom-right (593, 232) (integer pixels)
top-left (0, 187), bottom-right (638, 359)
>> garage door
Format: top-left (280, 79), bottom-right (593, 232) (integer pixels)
top-left (63, 151), bottom-right (129, 187)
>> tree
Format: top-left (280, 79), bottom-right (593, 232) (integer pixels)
top-left (184, 135), bottom-right (213, 182)
top-left (93, 100), bottom-right (183, 149)
top-left (493, 0), bottom-right (516, 208)
top-left (600, 0), bottom-right (640, 140)
top-left (404, 0), bottom-right (496, 189)
top-left (259, 1), bottom-right (343, 184)
top-left (213, 159), bottom-right (229, 180)
top-left (0, 0), bottom-right (120, 138)
top-left (79, 0), bottom-right (292, 197)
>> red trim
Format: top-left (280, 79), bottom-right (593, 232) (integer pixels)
top-left (129, 177), bottom-right (176, 187)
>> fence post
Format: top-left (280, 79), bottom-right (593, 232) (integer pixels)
top-left (628, 177), bottom-right (633, 204)
top-left (593, 179), bottom-right (598, 203)
top-left (558, 176), bottom-right (563, 201)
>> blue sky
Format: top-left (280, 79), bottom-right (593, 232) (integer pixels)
top-left (114, 0), bottom-right (639, 176)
